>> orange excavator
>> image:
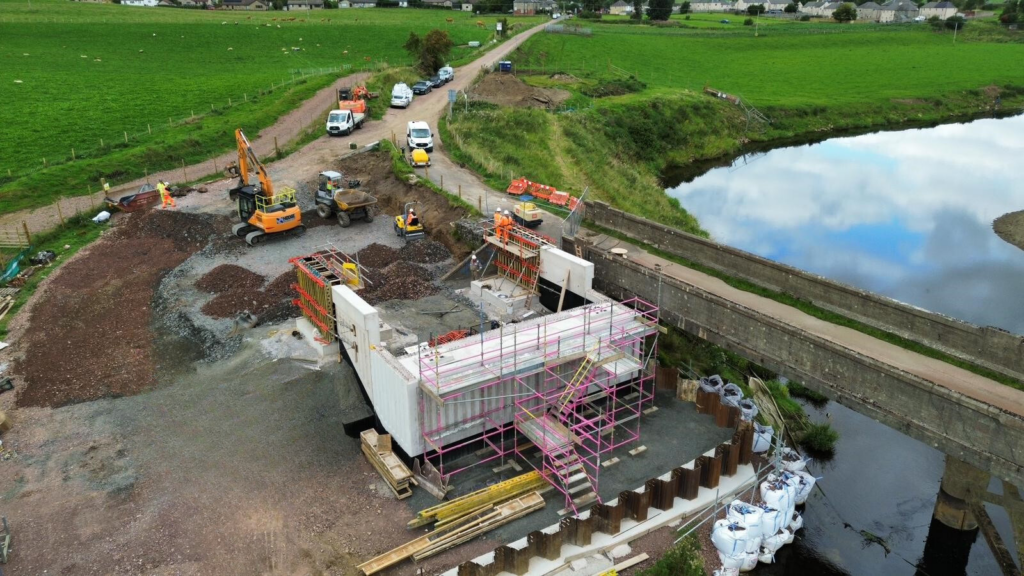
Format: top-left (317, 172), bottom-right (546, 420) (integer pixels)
top-left (228, 129), bottom-right (304, 246)
top-left (338, 86), bottom-right (374, 115)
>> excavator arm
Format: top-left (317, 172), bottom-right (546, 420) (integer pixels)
top-left (233, 128), bottom-right (274, 197)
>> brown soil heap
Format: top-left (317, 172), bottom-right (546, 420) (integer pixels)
top-left (468, 73), bottom-right (571, 109)
top-left (355, 243), bottom-right (400, 269)
top-left (16, 210), bottom-right (229, 408)
top-left (195, 264), bottom-right (265, 294)
top-left (360, 261), bottom-right (438, 305)
top-left (200, 270), bottom-right (297, 321)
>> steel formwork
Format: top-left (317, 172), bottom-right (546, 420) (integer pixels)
top-left (417, 297), bottom-right (659, 513)
top-left (289, 243), bottom-right (374, 343)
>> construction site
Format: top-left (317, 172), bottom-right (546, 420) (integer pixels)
top-left (0, 138), bottom-right (764, 576)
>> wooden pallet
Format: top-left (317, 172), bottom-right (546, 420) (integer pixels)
top-left (360, 430), bottom-right (415, 500)
top-left (0, 296), bottom-right (14, 323)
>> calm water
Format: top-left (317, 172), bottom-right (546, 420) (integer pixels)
top-left (668, 116), bottom-right (1024, 575)
top-left (666, 114), bottom-right (1024, 334)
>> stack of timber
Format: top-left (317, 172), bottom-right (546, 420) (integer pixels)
top-left (409, 470), bottom-right (549, 529)
top-left (361, 429), bottom-right (415, 499)
top-left (357, 491), bottom-right (546, 575)
top-left (0, 295), bottom-right (14, 323)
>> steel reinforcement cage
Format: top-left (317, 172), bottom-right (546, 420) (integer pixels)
top-left (416, 297), bottom-right (659, 512)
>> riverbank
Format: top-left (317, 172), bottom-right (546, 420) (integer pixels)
top-left (994, 209), bottom-right (1024, 253)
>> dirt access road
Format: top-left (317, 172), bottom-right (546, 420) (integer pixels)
top-left (0, 21), bottom-right (549, 237)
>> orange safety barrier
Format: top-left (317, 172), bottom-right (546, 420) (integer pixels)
top-left (527, 182), bottom-right (556, 201)
top-left (549, 191), bottom-right (570, 207)
top-left (568, 196), bottom-right (579, 211)
top-left (507, 178), bottom-right (529, 195)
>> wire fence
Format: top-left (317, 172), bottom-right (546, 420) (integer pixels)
top-left (1, 60), bottom-right (391, 185)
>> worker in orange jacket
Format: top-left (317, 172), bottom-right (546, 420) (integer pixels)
top-left (498, 210), bottom-right (513, 243)
top-left (493, 207), bottom-right (502, 233)
top-left (158, 181), bottom-right (176, 209)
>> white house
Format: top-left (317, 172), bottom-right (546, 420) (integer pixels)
top-left (122, 0), bottom-right (158, 6)
top-left (287, 0), bottom-right (324, 8)
top-left (800, 1), bottom-right (822, 15)
top-left (609, 0), bottom-right (633, 14)
top-left (919, 0), bottom-right (956, 18)
top-left (762, 0), bottom-right (789, 12)
top-left (858, 1), bottom-right (882, 20)
top-left (689, 0), bottom-right (734, 12)
top-left (880, 0), bottom-right (918, 20)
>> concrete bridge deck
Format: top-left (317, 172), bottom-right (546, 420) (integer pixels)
top-left (566, 231), bottom-right (1024, 486)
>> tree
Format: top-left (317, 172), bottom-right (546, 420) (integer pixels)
top-left (679, 0), bottom-right (691, 12)
top-left (647, 0), bottom-right (673, 19)
top-left (1000, 0), bottom-right (1021, 23)
top-left (631, 0), bottom-right (643, 19)
top-left (944, 14), bottom-right (966, 28)
top-left (784, 2), bottom-right (798, 11)
top-left (744, 16), bottom-right (755, 23)
top-left (403, 30), bottom-right (453, 74)
top-left (747, 3), bottom-right (766, 14)
top-left (832, 2), bottom-right (857, 21)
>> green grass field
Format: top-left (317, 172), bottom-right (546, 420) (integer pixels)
top-left (0, 0), bottom-right (541, 211)
top-left (515, 20), bottom-right (1024, 106)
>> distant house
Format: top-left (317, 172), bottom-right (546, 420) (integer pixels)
top-left (513, 0), bottom-right (540, 13)
top-left (919, 0), bottom-right (956, 18)
top-left (689, 0), bottom-right (733, 12)
top-left (122, 0), bottom-right (159, 6)
top-left (799, 1), bottom-right (822, 15)
top-left (423, 0), bottom-right (454, 6)
top-left (287, 0), bottom-right (324, 8)
top-left (609, 0), bottom-right (632, 14)
top-left (158, 0), bottom-right (175, 5)
top-left (351, 0), bottom-right (376, 6)
top-left (461, 0), bottom-right (475, 10)
top-left (880, 0), bottom-right (918, 20)
top-left (222, 0), bottom-right (269, 9)
top-left (762, 0), bottom-right (789, 12)
top-left (857, 1), bottom-right (882, 19)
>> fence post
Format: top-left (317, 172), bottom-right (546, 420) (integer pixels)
top-left (71, 148), bottom-right (76, 161)
top-left (459, 184), bottom-right (462, 199)
top-left (148, 124), bottom-right (152, 134)
top-left (440, 174), bottom-right (444, 190)
top-left (56, 198), bottom-right (65, 227)
top-left (22, 222), bottom-right (31, 246)
top-left (182, 159), bottom-right (187, 181)
top-left (124, 131), bottom-right (128, 143)
top-left (274, 137), bottom-right (279, 156)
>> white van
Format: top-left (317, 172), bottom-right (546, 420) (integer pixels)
top-left (407, 121), bottom-right (433, 153)
top-left (391, 83), bottom-right (414, 108)
top-left (325, 109), bottom-right (364, 136)
top-left (438, 66), bottom-right (454, 84)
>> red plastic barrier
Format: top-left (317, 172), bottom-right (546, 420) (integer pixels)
top-left (549, 191), bottom-right (570, 206)
top-left (506, 178), bottom-right (529, 195)
top-left (568, 196), bottom-right (579, 211)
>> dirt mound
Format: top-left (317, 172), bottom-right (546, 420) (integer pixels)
top-left (360, 261), bottom-right (437, 305)
top-left (356, 243), bottom-right (400, 269)
top-left (335, 151), bottom-right (470, 261)
top-left (196, 264), bottom-right (265, 294)
top-left (14, 210), bottom-right (232, 408)
top-left (200, 270), bottom-right (297, 321)
top-left (468, 73), bottom-right (571, 109)
top-left (994, 210), bottom-right (1024, 253)
top-left (398, 239), bottom-right (451, 264)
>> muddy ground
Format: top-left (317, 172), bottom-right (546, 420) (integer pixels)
top-left (468, 73), bottom-right (571, 110)
top-left (0, 146), bottom-right (502, 575)
top-left (994, 209), bottom-right (1024, 253)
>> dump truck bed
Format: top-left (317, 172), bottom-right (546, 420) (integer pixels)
top-left (334, 189), bottom-right (377, 211)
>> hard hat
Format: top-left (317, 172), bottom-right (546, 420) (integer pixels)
top-left (471, 254), bottom-right (478, 260)
top-left (503, 210), bottom-right (510, 215)
top-left (495, 207), bottom-right (501, 212)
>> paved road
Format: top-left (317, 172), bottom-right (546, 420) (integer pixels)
top-left (0, 20), bottom-right (549, 235)
top-left (582, 231), bottom-right (1024, 418)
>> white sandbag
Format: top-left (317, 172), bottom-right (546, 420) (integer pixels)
top-left (791, 470), bottom-right (816, 504)
top-left (781, 447), bottom-right (807, 472)
top-left (721, 383), bottom-right (743, 407)
top-left (738, 398), bottom-right (759, 421)
top-left (758, 551), bottom-right (776, 565)
top-left (752, 423), bottom-right (773, 453)
top-left (718, 551), bottom-right (746, 570)
top-left (700, 375), bottom-right (724, 394)
top-left (739, 552), bottom-right (759, 572)
top-left (760, 480), bottom-right (795, 515)
top-left (788, 510), bottom-right (804, 532)
top-left (759, 505), bottom-right (785, 537)
top-left (92, 210), bottom-right (111, 223)
top-left (712, 519), bottom-right (756, 557)
top-left (761, 529), bottom-right (792, 554)
top-left (714, 569), bottom-right (740, 576)
top-left (726, 500), bottom-right (764, 542)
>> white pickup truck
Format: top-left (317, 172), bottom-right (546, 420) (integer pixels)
top-left (325, 109), bottom-right (364, 136)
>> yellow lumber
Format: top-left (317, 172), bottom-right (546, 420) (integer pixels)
top-left (413, 492), bottom-right (546, 561)
top-left (409, 470), bottom-right (545, 528)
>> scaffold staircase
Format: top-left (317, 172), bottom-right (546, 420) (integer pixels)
top-left (555, 348), bottom-right (626, 414)
top-left (516, 413), bottom-right (598, 514)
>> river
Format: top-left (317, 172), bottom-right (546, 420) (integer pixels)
top-left (665, 115), bottom-right (1024, 575)
top-left (666, 114), bottom-right (1024, 334)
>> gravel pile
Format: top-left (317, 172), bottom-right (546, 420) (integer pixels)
top-left (196, 264), bottom-right (265, 294)
top-left (361, 261), bottom-right (438, 305)
top-left (398, 239), bottom-right (451, 264)
top-left (355, 243), bottom-right (400, 269)
top-left (201, 270), bottom-right (298, 320)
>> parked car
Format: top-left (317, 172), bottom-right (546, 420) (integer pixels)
top-left (412, 80), bottom-right (433, 95)
top-left (438, 66), bottom-right (454, 84)
top-left (429, 75), bottom-right (443, 88)
top-left (390, 82), bottom-right (413, 108)
top-left (720, 18), bottom-right (730, 23)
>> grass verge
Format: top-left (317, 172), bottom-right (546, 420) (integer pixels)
top-left (636, 533), bottom-right (705, 576)
top-left (378, 139), bottom-right (480, 216)
top-left (0, 210), bottom-right (106, 340)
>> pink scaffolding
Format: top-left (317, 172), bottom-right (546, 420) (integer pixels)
top-left (417, 297), bottom-right (659, 514)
